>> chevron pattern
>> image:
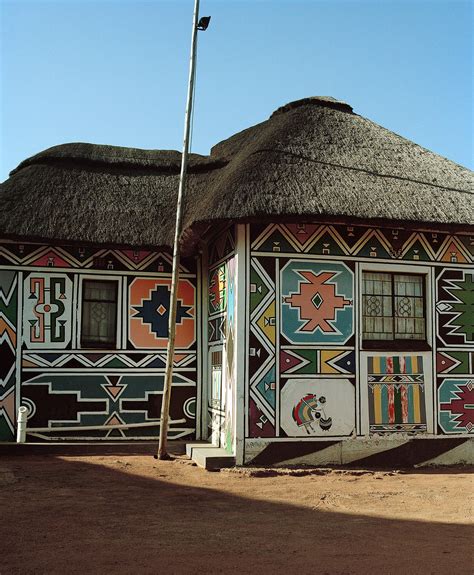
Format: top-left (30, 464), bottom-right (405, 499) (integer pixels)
top-left (251, 223), bottom-right (473, 263)
top-left (0, 271), bottom-right (17, 440)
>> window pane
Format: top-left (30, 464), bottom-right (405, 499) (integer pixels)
top-left (363, 271), bottom-right (425, 343)
top-left (81, 280), bottom-right (117, 347)
top-left (362, 273), bottom-right (393, 340)
top-left (84, 281), bottom-right (117, 301)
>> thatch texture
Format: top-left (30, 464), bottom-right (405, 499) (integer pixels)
top-left (1, 97), bottom-right (472, 249)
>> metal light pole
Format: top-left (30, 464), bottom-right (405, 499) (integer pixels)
top-left (157, 0), bottom-right (210, 460)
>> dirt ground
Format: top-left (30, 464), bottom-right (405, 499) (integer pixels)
top-left (0, 445), bottom-right (472, 575)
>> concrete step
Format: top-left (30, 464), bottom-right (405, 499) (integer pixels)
top-left (185, 441), bottom-right (215, 459)
top-left (186, 442), bottom-right (235, 471)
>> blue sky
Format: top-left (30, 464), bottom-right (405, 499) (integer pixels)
top-left (1, 0), bottom-right (472, 182)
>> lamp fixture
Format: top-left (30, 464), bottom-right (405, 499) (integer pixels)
top-left (197, 16), bottom-right (211, 31)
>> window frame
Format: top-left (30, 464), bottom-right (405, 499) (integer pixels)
top-left (78, 276), bottom-right (121, 350)
top-left (361, 268), bottom-right (430, 352)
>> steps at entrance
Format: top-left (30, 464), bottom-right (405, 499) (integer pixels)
top-left (186, 442), bottom-right (235, 471)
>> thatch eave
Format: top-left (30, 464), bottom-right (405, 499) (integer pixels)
top-left (1, 96), bottom-right (473, 252)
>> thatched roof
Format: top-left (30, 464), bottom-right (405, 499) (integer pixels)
top-left (1, 96), bottom-right (472, 249)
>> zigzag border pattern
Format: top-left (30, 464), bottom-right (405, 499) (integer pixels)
top-left (251, 223), bottom-right (473, 263)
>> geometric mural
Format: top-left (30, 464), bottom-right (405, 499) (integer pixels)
top-left (280, 260), bottom-right (353, 345)
top-left (438, 378), bottom-right (474, 434)
top-left (0, 242), bottom-right (196, 274)
top-left (280, 349), bottom-right (355, 375)
top-left (251, 223), bottom-right (473, 264)
top-left (208, 225), bottom-right (235, 267)
top-left (207, 224), bottom-right (236, 448)
top-left (437, 350), bottom-right (474, 375)
top-left (436, 269), bottom-right (474, 347)
top-left (223, 256), bottom-right (236, 452)
top-left (209, 264), bottom-right (226, 315)
top-left (21, 351), bottom-right (197, 370)
top-left (0, 240), bottom-right (200, 443)
top-left (249, 258), bottom-right (276, 435)
top-left (248, 249), bottom-right (358, 438)
top-left (368, 355), bottom-right (427, 433)
top-left (21, 373), bottom-right (196, 439)
top-left (129, 278), bottom-right (195, 349)
top-left (23, 273), bottom-right (73, 349)
top-left (246, 222), bottom-right (472, 446)
top-left (0, 270), bottom-right (17, 440)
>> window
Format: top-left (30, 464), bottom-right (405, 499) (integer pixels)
top-left (81, 280), bottom-right (118, 348)
top-left (362, 272), bottom-right (427, 348)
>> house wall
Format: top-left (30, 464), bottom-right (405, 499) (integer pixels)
top-left (243, 222), bottom-right (473, 466)
top-left (0, 241), bottom-right (199, 442)
top-left (205, 225), bottom-right (237, 453)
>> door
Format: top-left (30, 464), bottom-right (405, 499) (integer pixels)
top-left (208, 346), bottom-right (225, 446)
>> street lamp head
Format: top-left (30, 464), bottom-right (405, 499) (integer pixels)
top-left (197, 16), bottom-right (211, 31)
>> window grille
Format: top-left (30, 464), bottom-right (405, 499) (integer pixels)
top-left (362, 272), bottom-right (426, 344)
top-left (81, 280), bottom-right (118, 348)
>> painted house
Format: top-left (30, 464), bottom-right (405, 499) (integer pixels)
top-left (0, 96), bottom-right (473, 467)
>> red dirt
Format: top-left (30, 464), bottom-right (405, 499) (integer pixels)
top-left (0, 447), bottom-right (472, 574)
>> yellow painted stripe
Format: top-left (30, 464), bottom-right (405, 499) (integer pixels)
top-left (374, 385), bottom-right (382, 424)
top-left (321, 350), bottom-right (340, 374)
top-left (373, 356), bottom-right (381, 375)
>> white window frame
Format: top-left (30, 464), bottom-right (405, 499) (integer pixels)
top-left (76, 275), bottom-right (122, 350)
top-left (357, 262), bottom-right (435, 436)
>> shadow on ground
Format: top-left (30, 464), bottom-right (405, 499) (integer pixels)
top-left (0, 448), bottom-right (472, 574)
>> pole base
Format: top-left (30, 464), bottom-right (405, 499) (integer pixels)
top-left (156, 452), bottom-right (174, 461)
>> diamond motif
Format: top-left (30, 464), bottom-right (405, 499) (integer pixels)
top-left (157, 304), bottom-right (167, 316)
top-left (312, 292), bottom-right (323, 309)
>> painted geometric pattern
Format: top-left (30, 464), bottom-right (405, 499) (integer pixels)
top-left (249, 258), bottom-right (276, 436)
top-left (251, 223), bottom-right (473, 263)
top-left (0, 270), bottom-right (17, 440)
top-left (208, 225), bottom-right (235, 266)
top-left (438, 378), bottom-right (474, 434)
top-left (21, 373), bottom-right (196, 439)
top-left (129, 278), bottom-right (195, 349)
top-left (23, 273), bottom-right (73, 349)
top-left (224, 257), bottom-right (237, 453)
top-left (280, 348), bottom-right (355, 376)
top-left (0, 242), bottom-right (196, 274)
top-left (22, 351), bottom-right (197, 371)
top-left (368, 355), bottom-right (427, 433)
top-left (281, 260), bottom-right (353, 344)
top-left (437, 350), bottom-right (474, 376)
top-left (436, 269), bottom-right (474, 348)
top-left (209, 264), bottom-right (227, 315)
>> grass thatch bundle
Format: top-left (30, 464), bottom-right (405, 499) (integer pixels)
top-left (1, 96), bottom-right (472, 249)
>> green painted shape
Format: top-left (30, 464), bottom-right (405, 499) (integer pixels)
top-left (394, 387), bottom-right (403, 423)
top-left (258, 229), bottom-right (298, 253)
top-left (393, 356), bottom-right (400, 373)
top-left (0, 289), bottom-right (17, 325)
top-left (356, 236), bottom-right (392, 259)
top-left (408, 385), bottom-right (415, 422)
top-left (308, 231), bottom-right (346, 256)
top-left (450, 274), bottom-right (474, 341)
top-left (447, 351), bottom-right (470, 374)
top-left (102, 358), bottom-right (129, 368)
top-left (208, 264), bottom-right (227, 314)
top-left (250, 265), bottom-right (270, 313)
top-left (225, 429), bottom-right (233, 454)
top-left (402, 239), bottom-right (432, 262)
top-left (292, 348), bottom-right (318, 374)
top-left (381, 386), bottom-right (389, 423)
